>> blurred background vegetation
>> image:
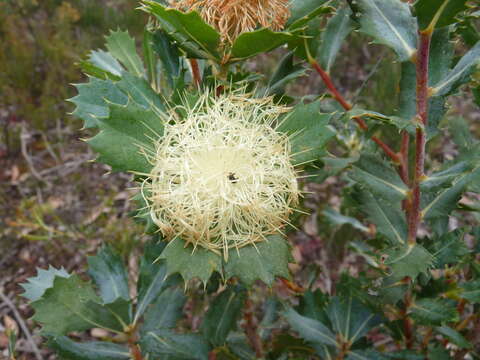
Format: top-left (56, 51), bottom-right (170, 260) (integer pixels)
top-left (0, 1), bottom-right (478, 358)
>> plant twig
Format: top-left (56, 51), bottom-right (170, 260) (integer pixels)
top-left (0, 290), bottom-right (44, 360)
top-left (309, 58), bottom-right (402, 165)
top-left (189, 59), bottom-right (202, 88)
top-left (408, 30), bottom-right (432, 244)
top-left (242, 298), bottom-right (263, 358)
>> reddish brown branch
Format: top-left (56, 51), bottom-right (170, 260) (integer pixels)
top-left (189, 59), bottom-right (202, 88)
top-left (242, 298), bottom-right (264, 358)
top-left (400, 131), bottom-right (410, 185)
top-left (310, 59), bottom-right (402, 165)
top-left (408, 31), bottom-right (431, 244)
top-left (402, 286), bottom-right (414, 349)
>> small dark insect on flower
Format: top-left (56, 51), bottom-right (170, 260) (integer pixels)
top-left (228, 172), bottom-right (239, 183)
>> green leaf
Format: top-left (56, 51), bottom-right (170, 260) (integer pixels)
top-left (351, 0), bottom-right (417, 61)
top-left (421, 161), bottom-right (474, 190)
top-left (69, 77), bottom-right (128, 129)
top-left (151, 30), bottom-right (181, 88)
top-left (31, 275), bottom-right (123, 335)
top-left (87, 100), bottom-right (164, 173)
top-left (226, 333), bottom-right (256, 360)
top-left (141, 1), bottom-right (220, 60)
top-left (432, 41), bottom-right (480, 96)
top-left (277, 101), bottom-right (335, 165)
top-left (224, 234), bottom-right (292, 286)
top-left (134, 241), bottom-right (169, 324)
top-left (105, 30), bottom-right (145, 78)
top-left (201, 286), bottom-right (247, 346)
top-left (350, 154), bottom-right (408, 202)
top-left (287, 0), bottom-right (332, 29)
top-left (414, 0), bottom-right (469, 30)
top-left (297, 290), bottom-right (329, 324)
top-left (143, 29), bottom-right (156, 85)
top-left (284, 308), bottom-right (337, 347)
top-left (87, 245), bottom-right (130, 304)
top-left (87, 50), bottom-right (124, 78)
top-left (116, 72), bottom-right (166, 113)
top-left (347, 350), bottom-right (424, 360)
top-left (428, 230), bottom-right (469, 268)
top-left (355, 190), bottom-right (407, 244)
top-left (435, 326), bottom-right (472, 349)
top-left (447, 117), bottom-right (476, 152)
top-left (322, 207), bottom-right (370, 233)
top-left (326, 297), bottom-right (381, 344)
top-left (383, 244), bottom-right (434, 279)
top-left (266, 52), bottom-right (306, 95)
top-left (140, 330), bottom-right (210, 360)
top-left (159, 238), bottom-right (222, 285)
top-left (317, 7), bottom-right (355, 73)
top-left (410, 298), bottom-right (458, 325)
top-left (230, 29), bottom-right (298, 61)
top-left (460, 280), bottom-right (480, 303)
top-left (21, 266), bottom-right (70, 302)
top-left (48, 336), bottom-right (130, 360)
top-left (142, 287), bottom-right (186, 332)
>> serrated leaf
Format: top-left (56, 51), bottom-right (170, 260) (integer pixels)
top-left (134, 241), bottom-right (169, 324)
top-left (88, 100), bottom-right (164, 173)
top-left (116, 72), bottom-right (166, 113)
top-left (383, 244), bottom-right (434, 279)
top-left (48, 336), bottom-right (130, 360)
top-left (87, 50), bottom-right (124, 78)
top-left (106, 30), bottom-right (145, 78)
top-left (322, 207), bottom-right (370, 233)
top-left (326, 297), bottom-right (381, 344)
top-left (284, 308), bottom-right (337, 347)
top-left (277, 101), bottom-right (335, 165)
top-left (140, 329), bottom-right (210, 360)
top-left (31, 275), bottom-right (123, 335)
top-left (226, 333), bottom-right (256, 360)
top-left (201, 286), bottom-right (246, 346)
top-left (141, 1), bottom-right (220, 60)
top-left (21, 266), bottom-right (70, 302)
top-left (230, 29), bottom-right (298, 61)
top-left (287, 0), bottom-right (332, 29)
top-left (428, 230), bottom-right (469, 267)
top-left (297, 290), bottom-right (330, 325)
top-left (436, 326), bottom-right (472, 349)
top-left (352, 0), bottom-right (417, 61)
top-left (350, 154), bottom-right (408, 202)
top-left (87, 245), bottom-right (129, 304)
top-left (142, 287), bottom-right (186, 332)
top-left (317, 7), bottom-right (355, 73)
top-left (159, 238), bottom-right (222, 285)
top-left (432, 41), bottom-right (480, 96)
top-left (224, 234), bottom-right (291, 286)
top-left (448, 117), bottom-right (476, 152)
top-left (421, 161), bottom-right (474, 190)
top-left (347, 350), bottom-right (424, 360)
top-left (143, 29), bottom-right (156, 85)
top-left (151, 30), bottom-right (181, 88)
top-left (460, 280), bottom-right (480, 303)
top-left (266, 52), bottom-right (306, 95)
top-left (410, 298), bottom-right (458, 325)
top-left (69, 77), bottom-right (128, 129)
top-left (414, 0), bottom-right (469, 30)
top-left (355, 190), bottom-right (407, 244)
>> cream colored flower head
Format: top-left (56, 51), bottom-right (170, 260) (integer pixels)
top-left (172, 0), bottom-right (290, 43)
top-left (142, 90), bottom-right (299, 259)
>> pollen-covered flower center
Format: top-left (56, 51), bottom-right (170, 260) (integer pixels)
top-left (143, 94), bottom-right (299, 258)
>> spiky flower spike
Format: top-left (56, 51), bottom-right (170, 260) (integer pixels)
top-left (172, 0), bottom-right (290, 43)
top-left (142, 90), bottom-right (299, 260)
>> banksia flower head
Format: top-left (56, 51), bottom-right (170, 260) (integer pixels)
top-left (141, 90), bottom-right (299, 259)
top-left (172, 0), bottom-right (290, 43)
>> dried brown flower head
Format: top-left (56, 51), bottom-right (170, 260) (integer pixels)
top-left (172, 0), bottom-right (290, 43)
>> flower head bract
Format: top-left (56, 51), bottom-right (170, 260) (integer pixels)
top-left (141, 90), bottom-right (299, 259)
top-left (171, 0), bottom-right (290, 43)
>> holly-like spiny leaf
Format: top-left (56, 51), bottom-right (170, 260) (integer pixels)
top-left (277, 101), bottom-right (335, 166)
top-left (85, 49), bottom-right (124, 78)
top-left (287, 0), bottom-right (333, 30)
top-left (283, 308), bottom-right (337, 347)
top-left (265, 52), bottom-right (307, 95)
top-left (460, 280), bottom-right (480, 303)
top-left (349, 0), bottom-right (418, 61)
top-left (410, 298), bottom-right (458, 325)
top-left (141, 287), bottom-right (186, 332)
top-left (383, 244), bottom-right (434, 280)
top-left (414, 0), bottom-right (469, 31)
top-left (224, 234), bottom-right (292, 286)
top-left (151, 29), bottom-right (181, 88)
top-left (87, 245), bottom-right (130, 304)
top-left (201, 286), bottom-right (247, 346)
top-left (140, 329), bottom-right (210, 360)
top-left (105, 30), bottom-right (145, 78)
top-left (427, 230), bottom-right (469, 268)
top-left (87, 99), bottom-right (164, 174)
top-left (21, 266), bottom-right (70, 302)
top-left (159, 237), bottom-right (222, 285)
top-left (48, 336), bottom-right (130, 360)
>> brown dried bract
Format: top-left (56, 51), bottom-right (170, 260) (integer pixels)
top-left (172, 0), bottom-right (290, 43)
